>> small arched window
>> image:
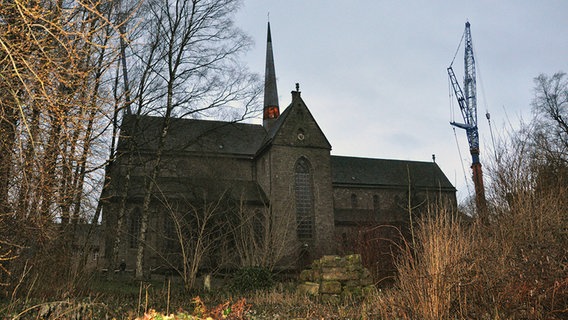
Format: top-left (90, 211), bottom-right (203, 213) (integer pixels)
top-left (163, 214), bottom-right (177, 252)
top-left (129, 207), bottom-right (141, 248)
top-left (373, 194), bottom-right (380, 213)
top-left (351, 193), bottom-right (358, 208)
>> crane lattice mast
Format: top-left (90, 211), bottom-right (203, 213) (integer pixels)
top-left (448, 21), bottom-right (488, 222)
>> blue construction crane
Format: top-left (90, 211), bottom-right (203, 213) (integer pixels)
top-left (448, 22), bottom-right (488, 222)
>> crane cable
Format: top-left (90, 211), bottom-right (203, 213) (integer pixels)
top-left (448, 75), bottom-right (455, 122)
top-left (449, 29), bottom-right (466, 68)
top-left (448, 24), bottom-right (466, 122)
top-left (449, 74), bottom-right (473, 199)
top-left (486, 111), bottom-right (498, 160)
top-left (472, 42), bottom-right (499, 161)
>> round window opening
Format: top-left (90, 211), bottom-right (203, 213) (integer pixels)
top-left (297, 128), bottom-right (306, 141)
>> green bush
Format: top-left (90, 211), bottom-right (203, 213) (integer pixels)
top-left (230, 267), bottom-right (274, 293)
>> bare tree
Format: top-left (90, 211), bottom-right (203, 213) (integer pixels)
top-left (230, 195), bottom-right (296, 270)
top-left (532, 72), bottom-right (568, 150)
top-left (151, 184), bottom-right (296, 290)
top-left (106, 0), bottom-right (261, 280)
top-left (150, 188), bottom-right (232, 291)
top-left (485, 72), bottom-right (568, 213)
top-left (0, 0), bottom-right (121, 294)
top-left (530, 72), bottom-right (568, 188)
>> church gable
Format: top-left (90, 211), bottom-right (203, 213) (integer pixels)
top-left (264, 90), bottom-right (331, 150)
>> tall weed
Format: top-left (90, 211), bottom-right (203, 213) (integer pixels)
top-left (376, 211), bottom-right (475, 319)
top-left (375, 187), bottom-right (567, 319)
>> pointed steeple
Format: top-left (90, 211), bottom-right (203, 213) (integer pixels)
top-left (263, 21), bottom-right (279, 128)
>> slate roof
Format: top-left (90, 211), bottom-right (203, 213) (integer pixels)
top-left (120, 115), bottom-right (267, 156)
top-left (110, 175), bottom-right (268, 203)
top-left (331, 156), bottom-right (455, 190)
top-left (117, 116), bottom-right (455, 192)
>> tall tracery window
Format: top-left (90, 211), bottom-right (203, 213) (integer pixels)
top-left (295, 157), bottom-right (314, 242)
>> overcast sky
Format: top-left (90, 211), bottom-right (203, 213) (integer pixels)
top-left (234, 1), bottom-right (568, 202)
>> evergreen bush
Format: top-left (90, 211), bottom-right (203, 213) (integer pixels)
top-left (230, 267), bottom-right (274, 293)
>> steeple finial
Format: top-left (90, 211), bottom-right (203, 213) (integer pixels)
top-left (263, 21), bottom-right (279, 128)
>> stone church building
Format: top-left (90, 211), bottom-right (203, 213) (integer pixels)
top-left (101, 23), bottom-right (456, 273)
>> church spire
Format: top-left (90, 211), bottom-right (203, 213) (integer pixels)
top-left (263, 21), bottom-right (279, 128)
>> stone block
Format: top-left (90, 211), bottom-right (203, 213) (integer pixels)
top-left (345, 280), bottom-right (361, 287)
top-left (322, 268), bottom-right (359, 281)
top-left (321, 267), bottom-right (346, 281)
top-left (297, 254), bottom-right (376, 299)
top-left (320, 255), bottom-right (344, 267)
top-left (320, 280), bottom-right (342, 294)
top-left (299, 269), bottom-right (314, 282)
top-left (345, 263), bottom-right (362, 272)
top-left (345, 254), bottom-right (362, 265)
top-left (311, 259), bottom-right (321, 269)
top-left (312, 268), bottom-right (321, 280)
top-left (297, 282), bottom-right (319, 296)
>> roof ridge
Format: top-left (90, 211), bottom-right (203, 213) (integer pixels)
top-left (124, 113), bottom-right (264, 129)
top-left (331, 155), bottom-right (434, 164)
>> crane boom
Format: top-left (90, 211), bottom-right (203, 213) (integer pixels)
top-left (449, 21), bottom-right (488, 222)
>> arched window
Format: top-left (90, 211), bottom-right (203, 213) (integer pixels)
top-left (373, 194), bottom-right (380, 213)
top-left (129, 207), bottom-right (141, 248)
top-left (295, 158), bottom-right (314, 242)
top-left (163, 214), bottom-right (177, 253)
top-left (351, 193), bottom-right (358, 208)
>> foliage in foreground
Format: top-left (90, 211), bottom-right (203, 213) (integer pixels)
top-left (375, 188), bottom-right (568, 320)
top-left (2, 285), bottom-right (379, 319)
top-left (3, 189), bottom-right (567, 319)
top-left (136, 297), bottom-right (249, 320)
top-left (229, 267), bottom-right (274, 293)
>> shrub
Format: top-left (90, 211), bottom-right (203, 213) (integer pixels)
top-left (374, 211), bottom-right (474, 320)
top-left (230, 267), bottom-right (274, 293)
top-left (373, 186), bottom-right (568, 319)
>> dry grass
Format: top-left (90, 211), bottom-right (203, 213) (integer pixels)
top-left (373, 185), bottom-right (568, 320)
top-left (2, 279), bottom-right (380, 319)
top-left (373, 211), bottom-right (474, 320)
top-left (240, 286), bottom-right (378, 319)
top-left (3, 186), bottom-right (566, 319)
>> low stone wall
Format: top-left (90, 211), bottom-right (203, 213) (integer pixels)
top-left (297, 254), bottom-right (374, 299)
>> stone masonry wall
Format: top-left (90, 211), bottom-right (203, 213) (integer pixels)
top-left (297, 254), bottom-right (374, 299)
